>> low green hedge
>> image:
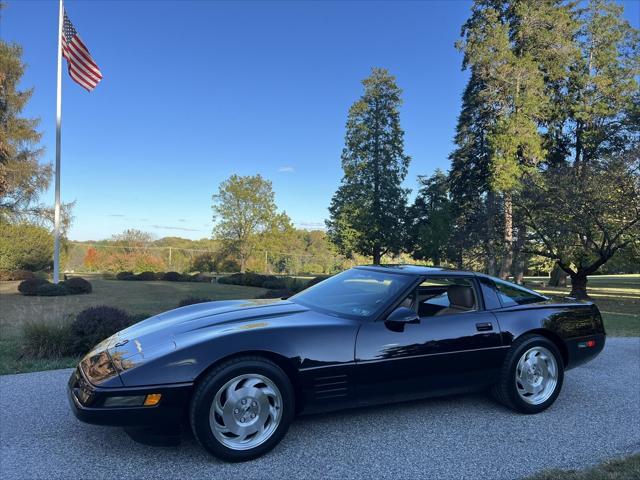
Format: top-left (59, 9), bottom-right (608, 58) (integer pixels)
top-left (17, 277), bottom-right (92, 296)
top-left (219, 273), bottom-right (330, 292)
top-left (112, 271), bottom-right (212, 282)
top-left (218, 273), bottom-right (286, 289)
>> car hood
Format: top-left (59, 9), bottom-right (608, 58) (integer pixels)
top-left (80, 299), bottom-right (309, 386)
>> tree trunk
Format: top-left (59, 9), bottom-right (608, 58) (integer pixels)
top-left (372, 247), bottom-right (381, 265)
top-left (569, 272), bottom-right (589, 299)
top-left (549, 263), bottom-right (567, 287)
top-left (499, 192), bottom-right (514, 279)
top-left (513, 223), bottom-right (526, 284)
top-left (486, 191), bottom-right (498, 276)
top-left (239, 256), bottom-right (246, 273)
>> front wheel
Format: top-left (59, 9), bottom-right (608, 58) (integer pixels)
top-left (492, 334), bottom-right (564, 414)
top-left (190, 356), bottom-right (294, 462)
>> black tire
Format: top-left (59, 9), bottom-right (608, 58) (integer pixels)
top-left (491, 334), bottom-right (564, 414)
top-left (190, 356), bottom-right (295, 462)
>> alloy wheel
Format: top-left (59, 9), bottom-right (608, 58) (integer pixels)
top-left (514, 346), bottom-right (558, 405)
top-left (209, 374), bottom-right (283, 450)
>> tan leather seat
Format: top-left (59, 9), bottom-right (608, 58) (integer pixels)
top-left (435, 285), bottom-right (475, 316)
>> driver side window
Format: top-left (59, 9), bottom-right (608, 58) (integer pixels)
top-left (412, 278), bottom-right (478, 318)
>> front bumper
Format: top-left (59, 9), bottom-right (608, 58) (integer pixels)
top-left (67, 367), bottom-right (192, 427)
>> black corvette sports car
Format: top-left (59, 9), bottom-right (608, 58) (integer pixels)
top-left (68, 265), bottom-right (605, 461)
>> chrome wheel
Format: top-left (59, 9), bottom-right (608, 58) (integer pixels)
top-left (209, 374), bottom-right (282, 450)
top-left (515, 346), bottom-right (558, 405)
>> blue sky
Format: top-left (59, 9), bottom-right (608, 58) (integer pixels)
top-left (3, 0), bottom-right (639, 241)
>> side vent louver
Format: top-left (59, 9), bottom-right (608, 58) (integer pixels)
top-left (313, 374), bottom-right (348, 400)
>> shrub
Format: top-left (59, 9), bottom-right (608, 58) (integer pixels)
top-left (134, 271), bottom-right (158, 281)
top-left (0, 269), bottom-right (36, 281)
top-left (63, 277), bottom-right (92, 294)
top-left (31, 282), bottom-right (68, 296)
top-left (70, 306), bottom-right (133, 355)
top-left (22, 320), bottom-right (73, 359)
top-left (162, 271), bottom-right (185, 282)
top-left (17, 277), bottom-right (92, 296)
top-left (0, 223), bottom-right (54, 271)
top-left (190, 252), bottom-right (216, 273)
top-left (17, 278), bottom-right (50, 295)
top-left (177, 297), bottom-right (211, 307)
top-left (191, 273), bottom-right (213, 283)
top-left (218, 273), bottom-right (287, 289)
top-left (116, 271), bottom-right (134, 280)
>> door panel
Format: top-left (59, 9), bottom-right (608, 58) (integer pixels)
top-left (355, 311), bottom-right (506, 405)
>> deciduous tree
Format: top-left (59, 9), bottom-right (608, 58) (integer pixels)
top-left (212, 174), bottom-right (280, 273)
top-left (519, 149), bottom-right (640, 298)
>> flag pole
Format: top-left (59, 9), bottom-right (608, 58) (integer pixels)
top-left (53, 0), bottom-right (63, 283)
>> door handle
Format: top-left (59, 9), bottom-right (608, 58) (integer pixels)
top-left (476, 322), bottom-right (493, 332)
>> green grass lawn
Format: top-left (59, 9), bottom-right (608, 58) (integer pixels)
top-left (526, 454), bottom-right (640, 480)
top-left (0, 277), bottom-right (267, 374)
top-left (523, 274), bottom-right (639, 337)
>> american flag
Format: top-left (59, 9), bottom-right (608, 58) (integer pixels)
top-left (61, 9), bottom-right (102, 91)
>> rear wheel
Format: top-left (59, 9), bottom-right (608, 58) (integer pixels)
top-left (190, 356), bottom-right (294, 462)
top-left (492, 334), bottom-right (564, 414)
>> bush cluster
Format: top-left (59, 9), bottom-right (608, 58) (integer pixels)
top-left (162, 271), bottom-right (187, 282)
top-left (222, 273), bottom-right (331, 299)
top-left (218, 273), bottom-right (286, 289)
top-left (62, 277), bottom-right (93, 294)
top-left (70, 306), bottom-right (132, 354)
top-left (17, 277), bottom-right (92, 296)
top-left (113, 271), bottom-right (212, 282)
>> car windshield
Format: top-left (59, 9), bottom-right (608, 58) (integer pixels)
top-left (289, 268), bottom-right (413, 319)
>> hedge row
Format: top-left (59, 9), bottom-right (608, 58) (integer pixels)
top-left (114, 271), bottom-right (213, 282)
top-left (17, 277), bottom-right (92, 296)
top-left (218, 273), bottom-right (331, 299)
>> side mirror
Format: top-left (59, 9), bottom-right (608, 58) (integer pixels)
top-left (386, 306), bottom-right (420, 324)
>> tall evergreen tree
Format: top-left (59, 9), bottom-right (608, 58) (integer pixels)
top-left (448, 70), bottom-right (498, 272)
top-left (0, 37), bottom-right (50, 222)
top-left (327, 68), bottom-right (410, 264)
top-left (408, 170), bottom-right (453, 266)
top-left (452, 0), bottom-right (580, 278)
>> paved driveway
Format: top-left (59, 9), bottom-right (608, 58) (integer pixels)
top-left (1, 338), bottom-right (639, 480)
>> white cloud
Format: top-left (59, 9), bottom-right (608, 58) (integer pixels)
top-left (296, 221), bottom-right (326, 230)
top-left (150, 225), bottom-right (200, 232)
top-left (278, 166), bottom-right (295, 173)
